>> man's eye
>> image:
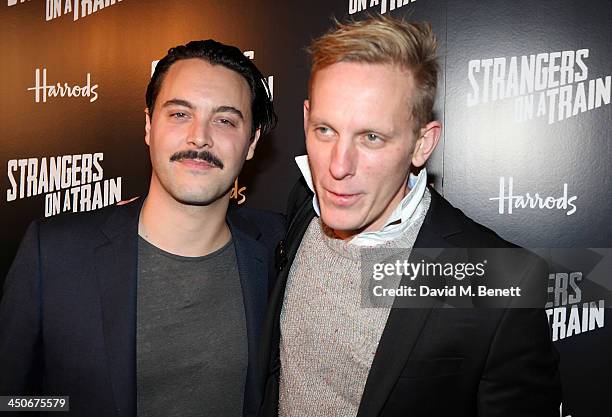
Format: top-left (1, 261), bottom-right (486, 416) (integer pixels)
top-left (366, 133), bottom-right (381, 142)
top-left (171, 112), bottom-right (188, 119)
top-left (315, 126), bottom-right (333, 136)
top-left (218, 118), bottom-right (236, 126)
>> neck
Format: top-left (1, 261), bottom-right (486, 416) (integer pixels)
top-left (139, 185), bottom-right (231, 257)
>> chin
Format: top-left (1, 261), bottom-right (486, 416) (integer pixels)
top-left (172, 196), bottom-right (215, 206)
top-left (170, 180), bottom-right (233, 206)
top-left (170, 189), bottom-right (222, 206)
top-left (320, 210), bottom-right (363, 236)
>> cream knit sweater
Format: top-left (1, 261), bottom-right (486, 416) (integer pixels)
top-left (278, 189), bottom-right (431, 417)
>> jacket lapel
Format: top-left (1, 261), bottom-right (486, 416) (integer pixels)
top-left (356, 187), bottom-right (463, 417)
top-left (227, 210), bottom-right (267, 417)
top-left (259, 194), bottom-right (316, 417)
top-left (94, 200), bottom-right (143, 417)
top-left (267, 195), bottom-right (316, 370)
top-left (356, 305), bottom-right (435, 417)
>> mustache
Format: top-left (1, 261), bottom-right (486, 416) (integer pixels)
top-left (169, 150), bottom-right (224, 169)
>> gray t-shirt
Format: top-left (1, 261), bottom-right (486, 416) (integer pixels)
top-left (136, 237), bottom-right (247, 417)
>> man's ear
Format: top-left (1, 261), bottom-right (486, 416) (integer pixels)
top-left (303, 99), bottom-right (310, 135)
top-left (246, 128), bottom-right (261, 160)
top-left (144, 108), bottom-right (152, 146)
top-left (412, 121), bottom-right (442, 168)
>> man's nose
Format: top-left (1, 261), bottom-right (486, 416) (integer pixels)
top-left (186, 118), bottom-right (213, 148)
top-left (328, 137), bottom-right (356, 180)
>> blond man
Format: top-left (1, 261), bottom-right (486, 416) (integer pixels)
top-left (259, 16), bottom-right (560, 417)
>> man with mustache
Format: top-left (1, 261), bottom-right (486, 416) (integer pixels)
top-left (259, 16), bottom-right (560, 417)
top-left (0, 40), bottom-right (283, 417)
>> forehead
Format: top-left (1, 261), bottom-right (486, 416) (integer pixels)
top-left (156, 58), bottom-right (252, 112)
top-left (309, 62), bottom-right (415, 124)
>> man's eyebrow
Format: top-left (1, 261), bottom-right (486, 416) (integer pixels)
top-left (162, 99), bottom-right (194, 109)
top-left (307, 115), bottom-right (329, 126)
top-left (309, 116), bottom-right (393, 136)
top-left (213, 106), bottom-right (244, 120)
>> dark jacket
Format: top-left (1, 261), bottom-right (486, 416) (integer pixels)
top-left (259, 178), bottom-right (561, 417)
top-left (0, 199), bottom-right (285, 417)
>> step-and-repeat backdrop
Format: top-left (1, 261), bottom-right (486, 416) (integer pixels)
top-left (2, 1), bottom-right (610, 415)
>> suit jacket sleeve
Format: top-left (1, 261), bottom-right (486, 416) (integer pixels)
top-left (478, 259), bottom-right (561, 417)
top-left (0, 221), bottom-right (44, 396)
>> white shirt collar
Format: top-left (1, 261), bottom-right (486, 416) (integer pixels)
top-left (294, 155), bottom-right (427, 246)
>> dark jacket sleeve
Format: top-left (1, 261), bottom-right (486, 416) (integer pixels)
top-left (0, 221), bottom-right (44, 397)
top-left (477, 258), bottom-right (562, 417)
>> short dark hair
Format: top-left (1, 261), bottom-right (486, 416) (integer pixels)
top-left (146, 39), bottom-right (277, 138)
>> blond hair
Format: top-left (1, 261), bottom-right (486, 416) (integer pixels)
top-left (307, 15), bottom-right (438, 133)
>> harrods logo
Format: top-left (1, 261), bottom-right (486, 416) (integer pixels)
top-left (489, 177), bottom-right (577, 216)
top-left (27, 68), bottom-right (99, 103)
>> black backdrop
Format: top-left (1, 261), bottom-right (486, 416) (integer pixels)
top-left (2, 1), bottom-right (610, 415)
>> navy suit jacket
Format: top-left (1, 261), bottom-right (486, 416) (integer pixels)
top-left (0, 198), bottom-right (284, 417)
